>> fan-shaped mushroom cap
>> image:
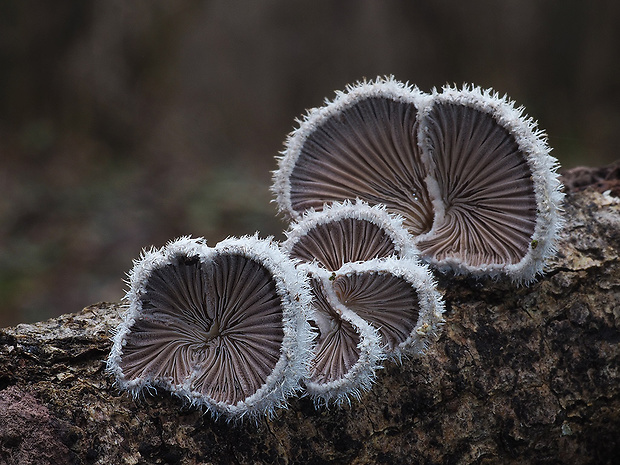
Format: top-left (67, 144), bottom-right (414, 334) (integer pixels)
top-left (280, 200), bottom-right (444, 403)
top-left (107, 235), bottom-right (315, 420)
top-left (300, 256), bottom-right (444, 406)
top-left (334, 257), bottom-right (444, 360)
top-left (416, 85), bottom-right (564, 281)
top-left (272, 76), bottom-right (434, 235)
top-left (302, 266), bottom-right (384, 407)
top-left (281, 200), bottom-right (419, 270)
top-left (273, 77), bottom-right (563, 282)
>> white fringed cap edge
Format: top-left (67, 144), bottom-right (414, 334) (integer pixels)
top-left (299, 254), bottom-right (445, 406)
top-left (417, 85), bottom-right (565, 283)
top-left (107, 234), bottom-right (317, 421)
top-left (299, 265), bottom-right (385, 408)
top-left (335, 256), bottom-right (445, 360)
top-left (271, 75), bottom-right (432, 220)
top-left (281, 199), bottom-right (421, 262)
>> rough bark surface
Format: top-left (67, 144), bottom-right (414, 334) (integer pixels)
top-left (1, 166), bottom-right (619, 465)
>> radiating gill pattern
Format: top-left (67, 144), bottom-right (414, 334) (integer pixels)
top-left (417, 100), bottom-right (537, 268)
top-left (110, 76), bottom-right (563, 420)
top-left (108, 236), bottom-right (315, 420)
top-left (274, 77), bottom-right (563, 282)
top-left (332, 270), bottom-right (420, 354)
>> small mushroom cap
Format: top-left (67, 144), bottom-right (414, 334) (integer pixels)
top-left (272, 76), bottom-right (434, 235)
top-left (334, 257), bottom-right (445, 359)
top-left (107, 235), bottom-right (315, 420)
top-left (300, 254), bottom-right (444, 406)
top-left (281, 200), bottom-right (419, 271)
top-left (302, 267), bottom-right (384, 407)
top-left (416, 85), bottom-right (564, 281)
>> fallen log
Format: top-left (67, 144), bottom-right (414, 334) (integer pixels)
top-left (1, 166), bottom-right (619, 465)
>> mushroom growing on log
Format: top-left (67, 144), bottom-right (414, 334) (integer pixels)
top-left (282, 202), bottom-right (444, 406)
top-left (0, 163), bottom-right (618, 465)
top-left (272, 77), bottom-right (564, 282)
top-left (107, 235), bottom-right (315, 420)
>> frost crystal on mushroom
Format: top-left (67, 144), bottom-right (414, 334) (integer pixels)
top-left (273, 77), bottom-right (564, 282)
top-left (107, 235), bottom-right (315, 420)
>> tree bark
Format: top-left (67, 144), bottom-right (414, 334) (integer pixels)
top-left (1, 168), bottom-right (619, 465)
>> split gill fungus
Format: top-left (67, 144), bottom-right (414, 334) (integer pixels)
top-left (272, 76), bottom-right (564, 282)
top-left (107, 236), bottom-right (315, 420)
top-left (281, 202), bottom-right (445, 406)
top-left (109, 76), bottom-right (563, 420)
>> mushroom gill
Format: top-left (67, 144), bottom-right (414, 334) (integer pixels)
top-left (118, 252), bottom-right (216, 388)
top-left (281, 199), bottom-right (444, 382)
top-left (300, 257), bottom-right (444, 406)
top-left (273, 77), bottom-right (434, 236)
top-left (282, 201), bottom-right (419, 271)
top-left (187, 252), bottom-right (285, 405)
top-left (332, 270), bottom-right (420, 354)
top-left (107, 236), bottom-right (314, 420)
top-left (414, 86), bottom-right (561, 280)
top-left (309, 277), bottom-right (361, 384)
top-left (302, 269), bottom-right (384, 407)
top-left (333, 258), bottom-right (445, 359)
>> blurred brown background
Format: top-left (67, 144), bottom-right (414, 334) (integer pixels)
top-left (1, 0), bottom-right (618, 326)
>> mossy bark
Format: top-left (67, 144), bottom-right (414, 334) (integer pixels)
top-left (1, 173), bottom-right (619, 465)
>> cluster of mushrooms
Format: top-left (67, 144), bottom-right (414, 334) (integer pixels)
top-left (107, 77), bottom-right (564, 421)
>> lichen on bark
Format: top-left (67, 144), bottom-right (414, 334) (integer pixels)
top-left (1, 167), bottom-right (619, 465)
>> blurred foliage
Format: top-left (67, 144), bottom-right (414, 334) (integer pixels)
top-left (1, 0), bottom-right (619, 325)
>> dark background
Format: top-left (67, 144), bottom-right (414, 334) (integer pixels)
top-left (1, 0), bottom-right (618, 326)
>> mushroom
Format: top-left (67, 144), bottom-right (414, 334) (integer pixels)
top-left (281, 200), bottom-right (420, 269)
top-left (281, 202), bottom-right (444, 404)
top-left (107, 235), bottom-right (315, 420)
top-left (302, 266), bottom-right (384, 407)
top-left (301, 258), bottom-right (444, 406)
top-left (272, 77), bottom-right (564, 282)
top-left (416, 85), bottom-right (564, 281)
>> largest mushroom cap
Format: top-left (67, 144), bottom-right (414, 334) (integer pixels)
top-left (416, 85), bottom-right (564, 281)
top-left (107, 235), bottom-right (315, 420)
top-left (272, 77), bottom-right (564, 282)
